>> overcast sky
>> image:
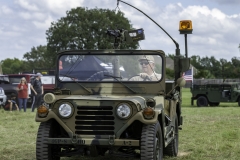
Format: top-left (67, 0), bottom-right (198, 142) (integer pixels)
top-left (0, 0), bottom-right (240, 62)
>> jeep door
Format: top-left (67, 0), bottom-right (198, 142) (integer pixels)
top-left (206, 84), bottom-right (221, 103)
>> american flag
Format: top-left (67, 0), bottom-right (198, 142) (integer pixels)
top-left (183, 68), bottom-right (193, 81)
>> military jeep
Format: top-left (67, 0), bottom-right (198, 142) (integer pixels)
top-left (35, 48), bottom-right (190, 159)
top-left (191, 82), bottom-right (240, 107)
top-left (35, 1), bottom-right (192, 158)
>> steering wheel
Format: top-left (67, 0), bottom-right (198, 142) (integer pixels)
top-left (128, 75), bottom-right (151, 81)
top-left (86, 71), bottom-right (109, 81)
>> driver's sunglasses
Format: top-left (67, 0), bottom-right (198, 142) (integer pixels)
top-left (140, 61), bottom-right (153, 65)
top-left (140, 62), bottom-right (149, 65)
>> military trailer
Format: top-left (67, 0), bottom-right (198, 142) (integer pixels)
top-left (191, 82), bottom-right (240, 107)
top-left (35, 1), bottom-right (192, 160)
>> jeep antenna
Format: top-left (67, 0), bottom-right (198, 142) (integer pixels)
top-left (117, 0), bottom-right (181, 56)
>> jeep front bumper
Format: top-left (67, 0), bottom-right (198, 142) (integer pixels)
top-left (47, 137), bottom-right (139, 146)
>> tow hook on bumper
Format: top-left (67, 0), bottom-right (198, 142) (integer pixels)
top-left (109, 135), bottom-right (115, 145)
top-left (71, 134), bottom-right (78, 144)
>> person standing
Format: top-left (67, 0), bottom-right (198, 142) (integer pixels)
top-left (17, 77), bottom-right (29, 112)
top-left (30, 73), bottom-right (44, 112)
top-left (29, 75), bottom-right (36, 110)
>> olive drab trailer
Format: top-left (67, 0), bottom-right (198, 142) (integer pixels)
top-left (35, 1), bottom-right (192, 159)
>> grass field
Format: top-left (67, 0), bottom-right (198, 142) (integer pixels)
top-left (0, 88), bottom-right (240, 160)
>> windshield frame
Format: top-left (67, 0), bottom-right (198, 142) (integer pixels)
top-left (57, 50), bottom-right (164, 83)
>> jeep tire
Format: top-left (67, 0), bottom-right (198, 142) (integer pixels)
top-left (164, 114), bottom-right (178, 157)
top-left (140, 122), bottom-right (163, 160)
top-left (36, 120), bottom-right (60, 160)
top-left (197, 96), bottom-right (208, 107)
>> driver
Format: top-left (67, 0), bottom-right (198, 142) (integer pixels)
top-left (130, 55), bottom-right (161, 81)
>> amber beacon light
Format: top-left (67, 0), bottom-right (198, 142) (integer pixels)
top-left (179, 20), bottom-right (193, 34)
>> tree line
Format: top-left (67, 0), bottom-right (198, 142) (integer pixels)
top-left (1, 7), bottom-right (239, 80)
top-left (191, 55), bottom-right (240, 79)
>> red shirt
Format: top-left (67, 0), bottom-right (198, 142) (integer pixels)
top-left (17, 83), bottom-right (28, 98)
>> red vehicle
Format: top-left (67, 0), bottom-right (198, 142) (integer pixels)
top-left (8, 74), bottom-right (34, 83)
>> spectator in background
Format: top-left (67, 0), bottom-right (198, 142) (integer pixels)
top-left (30, 73), bottom-right (44, 112)
top-left (4, 93), bottom-right (19, 112)
top-left (30, 75), bottom-right (36, 110)
top-left (17, 77), bottom-right (29, 112)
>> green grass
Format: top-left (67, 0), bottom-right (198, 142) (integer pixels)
top-left (0, 88), bottom-right (240, 160)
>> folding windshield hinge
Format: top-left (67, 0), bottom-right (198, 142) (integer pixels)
top-left (109, 135), bottom-right (115, 145)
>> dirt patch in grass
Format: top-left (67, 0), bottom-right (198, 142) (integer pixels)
top-left (178, 151), bottom-right (191, 157)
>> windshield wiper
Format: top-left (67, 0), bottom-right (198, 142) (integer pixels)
top-left (59, 74), bottom-right (93, 94)
top-left (104, 74), bottom-right (138, 94)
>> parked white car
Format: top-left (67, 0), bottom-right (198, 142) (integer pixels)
top-left (0, 87), bottom-right (7, 106)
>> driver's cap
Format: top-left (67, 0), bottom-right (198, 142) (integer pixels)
top-left (138, 55), bottom-right (154, 63)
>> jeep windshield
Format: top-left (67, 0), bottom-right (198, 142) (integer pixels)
top-left (58, 54), bottom-right (163, 82)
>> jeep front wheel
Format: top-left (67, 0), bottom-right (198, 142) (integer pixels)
top-left (140, 122), bottom-right (163, 160)
top-left (197, 96), bottom-right (208, 107)
top-left (36, 120), bottom-right (60, 160)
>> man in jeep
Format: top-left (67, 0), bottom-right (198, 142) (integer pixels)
top-left (130, 55), bottom-right (162, 81)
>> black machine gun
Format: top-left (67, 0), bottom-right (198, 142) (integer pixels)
top-left (106, 28), bottom-right (145, 48)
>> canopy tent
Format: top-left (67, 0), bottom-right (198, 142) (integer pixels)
top-left (59, 56), bottom-right (108, 80)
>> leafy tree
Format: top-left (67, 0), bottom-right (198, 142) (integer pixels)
top-left (23, 45), bottom-right (51, 70)
top-left (220, 58), bottom-right (235, 79)
top-left (208, 56), bottom-right (221, 78)
top-left (231, 57), bottom-right (240, 77)
top-left (194, 69), bottom-right (214, 79)
top-left (167, 53), bottom-right (184, 60)
top-left (46, 7), bottom-right (139, 67)
top-left (190, 55), bottom-right (203, 70)
top-left (166, 68), bottom-right (174, 79)
top-left (1, 58), bottom-right (23, 74)
top-left (167, 53), bottom-right (175, 60)
top-left (231, 57), bottom-right (240, 67)
top-left (191, 55), bottom-right (222, 79)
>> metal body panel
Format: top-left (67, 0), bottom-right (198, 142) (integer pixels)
top-left (37, 95), bottom-right (164, 138)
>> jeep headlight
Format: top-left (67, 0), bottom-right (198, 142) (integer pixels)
top-left (116, 103), bottom-right (132, 119)
top-left (59, 103), bottom-right (74, 118)
top-left (44, 93), bottom-right (55, 104)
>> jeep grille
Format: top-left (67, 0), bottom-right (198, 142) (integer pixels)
top-left (75, 106), bottom-right (115, 135)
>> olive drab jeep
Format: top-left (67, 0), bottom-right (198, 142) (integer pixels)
top-left (35, 1), bottom-right (192, 160)
top-left (191, 82), bottom-right (240, 107)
